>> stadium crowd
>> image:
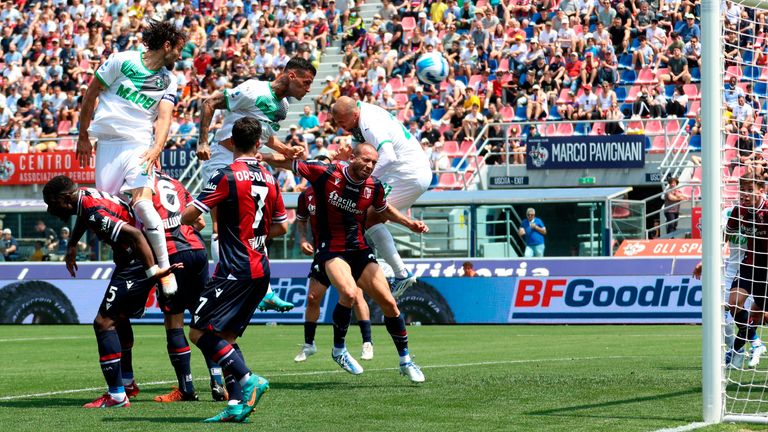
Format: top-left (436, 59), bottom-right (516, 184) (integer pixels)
top-left (0, 0), bottom-right (709, 167)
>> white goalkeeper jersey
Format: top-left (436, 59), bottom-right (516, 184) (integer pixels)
top-left (215, 79), bottom-right (289, 143)
top-left (350, 101), bottom-right (431, 180)
top-left (90, 50), bottom-right (178, 144)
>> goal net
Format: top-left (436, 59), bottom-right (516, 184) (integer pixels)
top-left (713, 0), bottom-right (768, 423)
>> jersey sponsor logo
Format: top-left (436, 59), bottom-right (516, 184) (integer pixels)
top-left (162, 215), bottom-right (181, 230)
top-left (115, 83), bottom-right (159, 110)
top-left (328, 190), bottom-right (363, 215)
top-left (101, 217), bottom-right (110, 233)
top-left (203, 181), bottom-right (217, 192)
top-left (248, 235), bottom-right (266, 250)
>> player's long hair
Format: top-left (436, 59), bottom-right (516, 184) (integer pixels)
top-left (42, 175), bottom-right (76, 202)
top-left (143, 20), bottom-right (187, 51)
top-left (284, 57), bottom-right (317, 76)
top-left (231, 117), bottom-right (263, 154)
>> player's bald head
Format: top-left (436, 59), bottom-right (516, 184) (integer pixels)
top-left (352, 142), bottom-right (376, 158)
top-left (331, 96), bottom-right (360, 131)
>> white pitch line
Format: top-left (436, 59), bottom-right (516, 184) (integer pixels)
top-left (0, 335), bottom-right (165, 343)
top-left (0, 355), bottom-right (641, 401)
top-left (650, 422), bottom-right (711, 432)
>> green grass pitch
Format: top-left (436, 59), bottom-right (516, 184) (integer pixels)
top-left (1, 324), bottom-right (766, 432)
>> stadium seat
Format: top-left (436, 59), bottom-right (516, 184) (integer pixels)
top-left (317, 111), bottom-right (328, 124)
top-left (437, 173), bottom-right (459, 190)
top-left (443, 140), bottom-right (460, 156)
top-left (394, 93), bottom-right (408, 106)
top-left (614, 86), bottom-right (628, 102)
top-left (544, 123), bottom-right (558, 136)
top-left (388, 77), bottom-right (403, 92)
top-left (683, 84), bottom-right (700, 100)
top-left (497, 58), bottom-right (510, 72)
top-left (756, 81), bottom-right (768, 97)
top-left (500, 106), bottom-right (514, 122)
top-left (459, 139), bottom-right (476, 154)
top-left (548, 105), bottom-right (562, 121)
top-left (650, 136), bottom-right (667, 153)
top-left (635, 68), bottom-right (657, 85)
top-left (620, 70), bottom-right (637, 84)
top-left (625, 85), bottom-right (642, 103)
top-left (691, 67), bottom-right (701, 82)
top-left (724, 66), bottom-right (742, 82)
top-left (591, 123), bottom-right (604, 135)
top-left (514, 106), bottom-right (527, 121)
top-left (451, 157), bottom-right (469, 171)
top-left (664, 85), bottom-right (676, 98)
top-left (687, 100), bottom-right (700, 117)
top-left (431, 108), bottom-right (446, 122)
top-left (468, 74), bottom-right (482, 88)
top-left (618, 53), bottom-right (633, 70)
top-left (556, 123), bottom-right (574, 136)
top-left (286, 209), bottom-right (296, 225)
top-left (556, 88), bottom-right (573, 104)
top-left (402, 17), bottom-right (416, 32)
top-left (429, 173), bottom-right (439, 190)
top-left (574, 122), bottom-right (590, 135)
top-left (665, 119), bottom-right (681, 135)
top-left (689, 135), bottom-right (702, 150)
top-left (645, 120), bottom-right (663, 135)
top-left (744, 65), bottom-right (762, 81)
top-left (743, 50), bottom-right (755, 64)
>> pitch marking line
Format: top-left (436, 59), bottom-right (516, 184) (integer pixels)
top-left (0, 355), bottom-right (639, 401)
top-left (651, 422), bottom-right (711, 432)
top-left (0, 335), bottom-right (165, 343)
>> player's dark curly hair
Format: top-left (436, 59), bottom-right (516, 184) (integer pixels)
top-left (142, 20), bottom-right (187, 51)
top-left (42, 175), bottom-right (76, 202)
top-left (232, 117), bottom-right (263, 154)
top-left (284, 57), bottom-right (317, 76)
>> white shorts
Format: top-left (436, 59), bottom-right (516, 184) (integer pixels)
top-left (95, 139), bottom-right (153, 197)
top-left (200, 143), bottom-right (234, 182)
top-left (377, 167), bottom-right (432, 212)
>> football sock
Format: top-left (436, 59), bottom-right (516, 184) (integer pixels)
top-left (225, 372), bottom-right (243, 404)
top-left (166, 328), bottom-right (195, 394)
top-left (204, 356), bottom-right (224, 386)
top-left (365, 223), bottom-right (408, 278)
top-left (133, 199), bottom-right (171, 269)
top-left (384, 314), bottom-right (410, 362)
top-left (358, 320), bottom-right (372, 344)
top-left (96, 329), bottom-right (124, 395)
top-left (266, 283), bottom-right (274, 295)
top-left (332, 303), bottom-right (353, 350)
top-left (116, 322), bottom-right (134, 385)
top-left (195, 332), bottom-right (250, 381)
top-left (725, 310), bottom-right (736, 353)
top-left (211, 234), bottom-right (219, 266)
top-left (304, 321), bottom-right (318, 345)
top-left (734, 310), bottom-right (750, 352)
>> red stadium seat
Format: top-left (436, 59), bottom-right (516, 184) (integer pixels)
top-left (402, 17), bottom-right (416, 32)
top-left (556, 88), bottom-right (573, 105)
top-left (459, 139), bottom-right (475, 154)
top-left (650, 136), bottom-right (667, 153)
top-left (635, 68), bottom-right (657, 85)
top-left (724, 66), bottom-right (742, 82)
top-left (437, 173), bottom-right (459, 190)
top-left (555, 123), bottom-right (574, 136)
top-left (645, 120), bottom-right (663, 135)
top-left (468, 74), bottom-right (482, 88)
top-left (388, 77), bottom-right (403, 92)
top-left (500, 106), bottom-right (514, 122)
top-left (665, 119), bottom-right (680, 135)
top-left (443, 140), bottom-right (460, 156)
top-left (687, 100), bottom-right (700, 117)
top-left (625, 85), bottom-right (642, 103)
top-left (683, 84), bottom-right (700, 100)
top-left (317, 111), bottom-right (327, 124)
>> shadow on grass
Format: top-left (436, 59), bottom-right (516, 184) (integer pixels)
top-left (103, 417), bottom-right (203, 424)
top-left (527, 387), bottom-right (700, 422)
top-left (270, 381), bottom-right (399, 391)
top-left (0, 398), bottom-right (88, 408)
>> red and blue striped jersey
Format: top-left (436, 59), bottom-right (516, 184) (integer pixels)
top-left (192, 157), bottom-right (287, 280)
top-left (292, 160), bottom-right (387, 253)
top-left (727, 201), bottom-right (768, 266)
top-left (76, 187), bottom-right (135, 265)
top-left (296, 186), bottom-right (318, 247)
top-left (152, 171), bottom-right (205, 256)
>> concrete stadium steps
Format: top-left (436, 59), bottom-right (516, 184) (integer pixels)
top-left (283, 0), bottom-right (382, 127)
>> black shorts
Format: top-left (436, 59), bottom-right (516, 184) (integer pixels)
top-left (98, 260), bottom-right (156, 320)
top-left (734, 264), bottom-right (768, 310)
top-left (158, 249), bottom-right (210, 315)
top-left (309, 248), bottom-right (377, 288)
top-left (190, 274), bottom-right (270, 337)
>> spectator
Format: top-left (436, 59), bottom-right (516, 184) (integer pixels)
top-left (406, 86), bottom-right (433, 126)
top-left (518, 208), bottom-right (547, 257)
top-left (666, 85), bottom-right (689, 117)
top-left (429, 139), bottom-right (451, 171)
top-left (1, 228), bottom-right (19, 261)
top-left (34, 220), bottom-right (57, 248)
top-left (29, 240), bottom-right (47, 262)
top-left (660, 47), bottom-right (691, 84)
top-left (604, 102), bottom-right (626, 135)
top-left (298, 105), bottom-right (321, 144)
top-left (461, 261), bottom-right (477, 277)
top-left (664, 177), bottom-right (685, 234)
top-left (310, 137), bottom-right (330, 159)
top-left (315, 76), bottom-right (340, 113)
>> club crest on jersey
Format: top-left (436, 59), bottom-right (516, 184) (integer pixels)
top-left (308, 203), bottom-right (316, 215)
top-left (363, 187), bottom-right (372, 199)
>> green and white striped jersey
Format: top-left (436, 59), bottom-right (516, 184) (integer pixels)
top-left (215, 79), bottom-right (289, 143)
top-left (89, 50), bottom-right (178, 144)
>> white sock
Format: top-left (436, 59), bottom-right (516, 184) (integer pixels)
top-left (110, 391), bottom-right (127, 401)
top-left (332, 346), bottom-right (345, 357)
top-left (211, 234), bottom-right (220, 266)
top-left (365, 223), bottom-right (408, 278)
top-left (725, 311), bottom-right (736, 351)
top-left (753, 337), bottom-right (763, 348)
top-left (228, 399), bottom-right (240, 406)
top-left (400, 354), bottom-right (411, 365)
top-left (237, 372), bottom-right (252, 387)
top-left (265, 283), bottom-right (273, 295)
top-left (133, 199), bottom-right (170, 268)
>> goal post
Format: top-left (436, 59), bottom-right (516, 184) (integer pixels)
top-left (701, 0), bottom-right (723, 424)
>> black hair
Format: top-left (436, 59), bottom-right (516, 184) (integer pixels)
top-left (231, 117), bottom-right (262, 153)
top-left (313, 155), bottom-right (331, 163)
top-left (284, 56), bottom-right (317, 76)
top-left (142, 20), bottom-right (187, 51)
top-left (42, 175), bottom-right (76, 203)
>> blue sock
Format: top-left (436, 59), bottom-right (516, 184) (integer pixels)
top-left (116, 322), bottom-right (134, 385)
top-left (332, 303), bottom-right (352, 349)
top-left (384, 315), bottom-right (409, 358)
top-left (166, 328), bottom-right (195, 394)
top-left (96, 329), bottom-right (124, 394)
top-left (358, 320), bottom-right (372, 344)
top-left (304, 321), bottom-right (318, 345)
top-left (194, 332), bottom-right (250, 381)
top-left (225, 372), bottom-right (243, 403)
top-left (204, 355), bottom-right (224, 386)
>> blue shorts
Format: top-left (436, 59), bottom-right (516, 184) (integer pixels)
top-left (309, 248), bottom-right (377, 287)
top-left (190, 274), bottom-right (270, 337)
top-left (98, 260), bottom-right (156, 320)
top-left (735, 264), bottom-right (768, 310)
top-left (158, 249), bottom-right (210, 315)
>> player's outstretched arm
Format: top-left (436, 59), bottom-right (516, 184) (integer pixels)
top-left (197, 91), bottom-right (227, 160)
top-left (261, 152), bottom-right (293, 170)
top-left (266, 135), bottom-right (305, 159)
top-left (76, 78), bottom-right (105, 168)
top-left (380, 205), bottom-right (430, 234)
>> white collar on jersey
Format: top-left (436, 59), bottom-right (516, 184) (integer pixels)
top-left (342, 166), bottom-right (365, 185)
